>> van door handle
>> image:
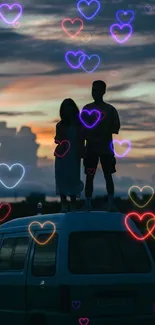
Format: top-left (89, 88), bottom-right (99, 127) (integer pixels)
top-left (40, 280), bottom-right (45, 288)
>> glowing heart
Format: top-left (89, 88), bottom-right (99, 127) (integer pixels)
top-left (111, 140), bottom-right (131, 157)
top-left (13, 21), bottom-right (20, 28)
top-left (77, 0), bottom-right (101, 20)
top-left (81, 33), bottom-right (91, 43)
top-left (79, 54), bottom-right (100, 73)
top-left (79, 318), bottom-right (89, 325)
top-left (79, 109), bottom-right (101, 128)
top-left (87, 168), bottom-right (96, 175)
top-left (128, 186), bottom-right (154, 208)
top-left (65, 51), bottom-right (85, 69)
top-left (62, 18), bottom-right (84, 38)
top-left (116, 10), bottom-right (135, 24)
top-left (72, 301), bottom-right (81, 309)
top-left (28, 221), bottom-right (56, 245)
top-left (0, 4), bottom-right (22, 25)
top-left (111, 70), bottom-right (117, 76)
top-left (54, 140), bottom-right (71, 158)
top-left (95, 110), bottom-right (106, 121)
top-left (147, 219), bottom-right (155, 239)
top-left (0, 203), bottom-right (11, 222)
top-left (144, 5), bottom-right (152, 13)
top-left (0, 163), bottom-right (25, 189)
top-left (110, 24), bottom-right (132, 44)
top-left (125, 212), bottom-right (155, 240)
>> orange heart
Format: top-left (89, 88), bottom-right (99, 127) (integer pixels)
top-left (28, 221), bottom-right (56, 245)
top-left (81, 33), bottom-right (91, 43)
top-left (128, 185), bottom-right (154, 208)
top-left (147, 218), bottom-right (155, 239)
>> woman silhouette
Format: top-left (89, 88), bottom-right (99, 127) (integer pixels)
top-left (54, 98), bottom-right (85, 212)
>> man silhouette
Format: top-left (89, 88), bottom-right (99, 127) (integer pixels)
top-left (82, 80), bottom-right (120, 211)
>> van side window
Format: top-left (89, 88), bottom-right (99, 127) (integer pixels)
top-left (0, 237), bottom-right (29, 271)
top-left (68, 231), bottom-right (151, 274)
top-left (0, 238), bottom-right (15, 271)
top-left (32, 233), bottom-right (58, 277)
top-left (12, 237), bottom-right (29, 270)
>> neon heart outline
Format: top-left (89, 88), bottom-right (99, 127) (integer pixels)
top-left (0, 163), bottom-right (25, 189)
top-left (28, 221), bottom-right (56, 245)
top-left (0, 203), bottom-right (11, 222)
top-left (79, 318), bottom-right (89, 325)
top-left (79, 54), bottom-right (100, 73)
top-left (0, 4), bottom-right (22, 25)
top-left (65, 51), bottom-right (85, 69)
top-left (87, 168), bottom-right (96, 175)
top-left (125, 212), bottom-right (155, 241)
top-left (110, 24), bottom-right (133, 44)
top-left (95, 110), bottom-right (106, 121)
top-left (72, 300), bottom-right (81, 309)
top-left (110, 140), bottom-right (131, 157)
top-left (147, 218), bottom-right (155, 239)
top-left (128, 185), bottom-right (154, 208)
top-left (81, 33), bottom-right (91, 43)
top-left (62, 18), bottom-right (84, 38)
top-left (116, 10), bottom-right (135, 25)
top-left (77, 0), bottom-right (101, 20)
top-left (79, 109), bottom-right (101, 128)
top-left (54, 140), bottom-right (71, 158)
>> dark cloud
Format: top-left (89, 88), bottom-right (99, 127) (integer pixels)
top-left (0, 111), bottom-right (47, 116)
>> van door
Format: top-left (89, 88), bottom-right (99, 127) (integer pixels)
top-left (26, 230), bottom-right (61, 325)
top-left (0, 232), bottom-right (30, 325)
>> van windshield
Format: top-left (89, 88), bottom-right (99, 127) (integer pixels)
top-left (68, 231), bottom-right (151, 274)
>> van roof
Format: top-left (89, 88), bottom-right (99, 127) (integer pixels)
top-left (0, 211), bottom-right (139, 234)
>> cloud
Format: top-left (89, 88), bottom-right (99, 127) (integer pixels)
top-left (0, 111), bottom-right (47, 116)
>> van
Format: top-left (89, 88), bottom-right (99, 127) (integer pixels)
top-left (0, 211), bottom-right (155, 325)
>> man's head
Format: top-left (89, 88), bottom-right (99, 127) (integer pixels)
top-left (92, 80), bottom-right (106, 102)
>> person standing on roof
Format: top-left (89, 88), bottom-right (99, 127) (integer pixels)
top-left (81, 80), bottom-right (120, 212)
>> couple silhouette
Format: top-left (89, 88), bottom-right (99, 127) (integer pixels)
top-left (54, 80), bottom-right (120, 212)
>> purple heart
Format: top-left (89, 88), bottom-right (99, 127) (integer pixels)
top-left (79, 109), bottom-right (101, 128)
top-left (77, 0), bottom-right (101, 20)
top-left (0, 4), bottom-right (22, 25)
top-left (110, 24), bottom-right (132, 44)
top-left (65, 51), bottom-right (85, 69)
top-left (79, 54), bottom-right (100, 73)
top-left (111, 140), bottom-right (131, 157)
top-left (72, 300), bottom-right (81, 309)
top-left (116, 10), bottom-right (135, 25)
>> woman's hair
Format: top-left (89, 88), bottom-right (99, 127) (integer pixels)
top-left (60, 98), bottom-right (79, 125)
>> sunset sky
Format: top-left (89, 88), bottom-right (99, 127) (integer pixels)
top-left (0, 0), bottom-right (155, 197)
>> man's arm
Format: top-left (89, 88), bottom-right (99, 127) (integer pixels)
top-left (111, 107), bottom-right (120, 134)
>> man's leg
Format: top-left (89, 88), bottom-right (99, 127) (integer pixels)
top-left (100, 155), bottom-right (118, 212)
top-left (60, 195), bottom-right (68, 213)
top-left (70, 195), bottom-right (76, 212)
top-left (104, 173), bottom-right (115, 206)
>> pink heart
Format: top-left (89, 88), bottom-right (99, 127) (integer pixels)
top-left (79, 318), bottom-right (89, 325)
top-left (62, 18), bottom-right (84, 38)
top-left (54, 140), bottom-right (71, 158)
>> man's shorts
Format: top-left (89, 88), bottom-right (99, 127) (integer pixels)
top-left (83, 153), bottom-right (116, 175)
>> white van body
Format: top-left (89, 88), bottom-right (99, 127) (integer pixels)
top-left (0, 211), bottom-right (155, 325)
